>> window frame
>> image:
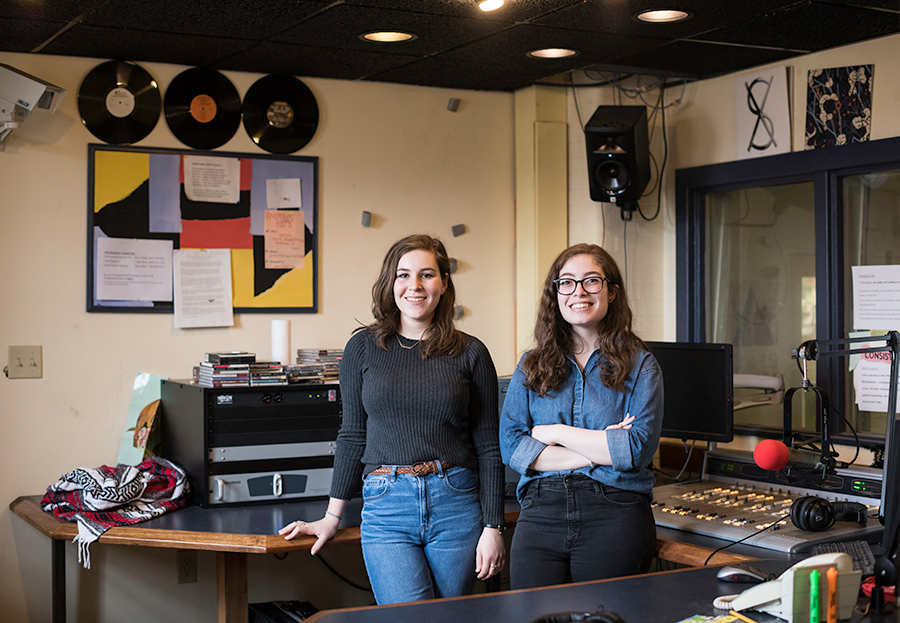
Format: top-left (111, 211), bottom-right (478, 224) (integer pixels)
top-left (674, 136), bottom-right (900, 444)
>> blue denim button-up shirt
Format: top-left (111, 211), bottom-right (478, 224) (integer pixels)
top-left (500, 348), bottom-right (663, 501)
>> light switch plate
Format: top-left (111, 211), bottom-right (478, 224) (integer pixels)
top-left (8, 345), bottom-right (42, 378)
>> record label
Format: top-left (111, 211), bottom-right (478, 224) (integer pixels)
top-left (164, 67), bottom-right (241, 150)
top-left (190, 95), bottom-right (217, 123)
top-left (242, 74), bottom-right (319, 154)
top-left (105, 87), bottom-right (135, 118)
top-left (266, 101), bottom-right (294, 129)
top-left (78, 60), bottom-right (161, 145)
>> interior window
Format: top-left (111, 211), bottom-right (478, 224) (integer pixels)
top-left (705, 183), bottom-right (818, 431)
top-left (676, 136), bottom-right (900, 444)
top-left (842, 170), bottom-right (900, 437)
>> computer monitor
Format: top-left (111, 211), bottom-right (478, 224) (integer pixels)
top-left (646, 341), bottom-right (734, 443)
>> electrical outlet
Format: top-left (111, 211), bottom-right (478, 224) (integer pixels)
top-left (8, 345), bottom-right (42, 379)
top-left (176, 549), bottom-right (197, 584)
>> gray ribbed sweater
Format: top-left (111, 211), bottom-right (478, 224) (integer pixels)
top-left (330, 328), bottom-right (504, 525)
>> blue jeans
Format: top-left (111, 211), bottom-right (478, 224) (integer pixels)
top-left (510, 474), bottom-right (655, 589)
top-left (360, 465), bottom-right (482, 604)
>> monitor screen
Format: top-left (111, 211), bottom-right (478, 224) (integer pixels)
top-left (646, 341), bottom-right (734, 443)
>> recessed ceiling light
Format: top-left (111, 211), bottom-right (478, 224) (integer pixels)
top-left (527, 48), bottom-right (579, 59)
top-left (635, 9), bottom-right (691, 23)
top-left (361, 31), bottom-right (416, 43)
top-left (479, 0), bottom-right (504, 11)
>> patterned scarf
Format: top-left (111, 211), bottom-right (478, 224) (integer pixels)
top-left (40, 457), bottom-right (189, 568)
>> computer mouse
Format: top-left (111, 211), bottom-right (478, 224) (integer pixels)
top-left (716, 564), bottom-right (771, 583)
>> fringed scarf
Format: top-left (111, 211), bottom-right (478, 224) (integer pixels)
top-left (40, 457), bottom-right (189, 568)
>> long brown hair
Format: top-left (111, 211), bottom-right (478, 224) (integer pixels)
top-left (522, 243), bottom-right (645, 396)
top-left (362, 234), bottom-right (465, 358)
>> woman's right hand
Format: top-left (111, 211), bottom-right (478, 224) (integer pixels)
top-left (278, 514), bottom-right (340, 555)
top-left (605, 414), bottom-right (635, 430)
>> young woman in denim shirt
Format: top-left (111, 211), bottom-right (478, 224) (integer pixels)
top-left (280, 234), bottom-right (506, 604)
top-left (500, 243), bottom-right (663, 589)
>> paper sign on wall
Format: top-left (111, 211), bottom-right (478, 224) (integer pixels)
top-left (264, 209), bottom-right (306, 269)
top-left (173, 248), bottom-right (234, 328)
top-left (183, 155), bottom-right (240, 203)
top-left (96, 237), bottom-right (173, 301)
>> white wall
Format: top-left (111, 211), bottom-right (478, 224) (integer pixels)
top-left (0, 51), bottom-right (515, 622)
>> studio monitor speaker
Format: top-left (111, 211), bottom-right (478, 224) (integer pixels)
top-left (585, 105), bottom-right (650, 212)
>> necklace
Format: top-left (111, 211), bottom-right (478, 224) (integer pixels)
top-left (396, 334), bottom-right (420, 350)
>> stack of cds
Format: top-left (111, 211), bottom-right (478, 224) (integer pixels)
top-left (285, 348), bottom-right (343, 385)
top-left (196, 351), bottom-right (254, 388)
top-left (249, 361), bottom-right (288, 386)
top-left (206, 351), bottom-right (256, 365)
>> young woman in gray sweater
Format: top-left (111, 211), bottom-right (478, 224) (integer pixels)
top-left (280, 234), bottom-right (505, 604)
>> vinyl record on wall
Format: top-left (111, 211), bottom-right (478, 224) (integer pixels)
top-left (77, 60), bottom-right (162, 144)
top-left (164, 67), bottom-right (241, 150)
top-left (241, 74), bottom-right (319, 154)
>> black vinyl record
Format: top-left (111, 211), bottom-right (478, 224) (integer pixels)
top-left (77, 60), bottom-right (161, 145)
top-left (164, 67), bottom-right (241, 150)
top-left (242, 75), bottom-right (319, 154)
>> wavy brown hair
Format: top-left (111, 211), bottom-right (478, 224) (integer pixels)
top-left (361, 234), bottom-right (465, 358)
top-left (522, 243), bottom-right (646, 396)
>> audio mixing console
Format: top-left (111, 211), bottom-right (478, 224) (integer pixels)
top-left (652, 449), bottom-right (885, 553)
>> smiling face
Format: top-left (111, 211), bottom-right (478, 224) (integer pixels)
top-left (393, 249), bottom-right (448, 337)
top-left (556, 253), bottom-right (616, 340)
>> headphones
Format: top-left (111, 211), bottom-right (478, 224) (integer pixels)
top-left (529, 610), bottom-right (627, 623)
top-left (789, 495), bottom-right (868, 531)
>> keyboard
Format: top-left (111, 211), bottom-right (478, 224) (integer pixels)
top-left (808, 540), bottom-right (876, 576)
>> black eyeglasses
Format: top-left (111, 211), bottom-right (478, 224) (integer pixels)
top-left (553, 277), bottom-right (611, 295)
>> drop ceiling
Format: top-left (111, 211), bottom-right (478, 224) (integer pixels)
top-left (3, 0), bottom-right (899, 91)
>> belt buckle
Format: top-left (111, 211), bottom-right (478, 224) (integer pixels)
top-left (411, 461), bottom-right (432, 476)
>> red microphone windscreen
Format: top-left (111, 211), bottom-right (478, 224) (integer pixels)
top-left (754, 439), bottom-right (790, 471)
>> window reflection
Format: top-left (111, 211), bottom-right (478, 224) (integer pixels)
top-left (843, 171), bottom-right (900, 436)
top-left (705, 182), bottom-right (817, 430)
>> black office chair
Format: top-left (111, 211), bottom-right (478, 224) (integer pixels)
top-left (529, 609), bottom-right (627, 623)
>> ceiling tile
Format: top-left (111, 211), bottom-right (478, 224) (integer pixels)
top-left (370, 54), bottom-right (550, 91)
top-left (0, 0), bottom-right (98, 21)
top-left (341, 0), bottom-right (585, 22)
top-left (2, 0), bottom-right (897, 92)
top-left (439, 23), bottom-right (665, 66)
top-left (272, 4), bottom-right (511, 55)
top-left (1, 18), bottom-right (70, 52)
top-left (533, 0), bottom-right (803, 37)
top-left (41, 25), bottom-right (252, 70)
top-left (599, 40), bottom-right (800, 80)
top-left (692, 1), bottom-right (900, 51)
top-left (79, 0), bottom-right (329, 40)
top-left (217, 40), bottom-right (419, 81)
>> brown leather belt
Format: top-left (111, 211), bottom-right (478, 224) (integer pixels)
top-left (368, 460), bottom-right (454, 476)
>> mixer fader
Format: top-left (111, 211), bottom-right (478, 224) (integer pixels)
top-left (657, 482), bottom-right (796, 529)
top-left (652, 449), bottom-right (884, 553)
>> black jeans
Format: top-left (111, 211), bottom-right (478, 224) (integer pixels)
top-left (510, 474), bottom-right (655, 590)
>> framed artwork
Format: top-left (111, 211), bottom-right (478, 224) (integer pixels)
top-left (87, 144), bottom-right (318, 313)
top-left (805, 65), bottom-right (873, 149)
top-left (734, 66), bottom-right (791, 160)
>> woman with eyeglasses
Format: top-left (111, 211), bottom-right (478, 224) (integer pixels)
top-left (499, 243), bottom-right (663, 589)
top-left (280, 234), bottom-right (505, 604)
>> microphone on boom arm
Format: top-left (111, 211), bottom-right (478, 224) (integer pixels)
top-left (753, 340), bottom-right (843, 481)
top-left (753, 438), bottom-right (846, 473)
